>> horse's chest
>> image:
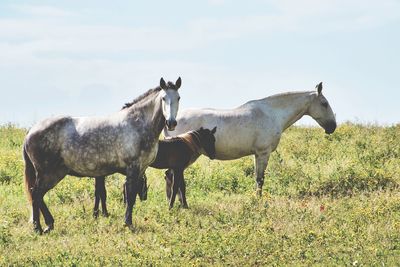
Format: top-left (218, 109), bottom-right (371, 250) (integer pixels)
top-left (138, 141), bottom-right (158, 168)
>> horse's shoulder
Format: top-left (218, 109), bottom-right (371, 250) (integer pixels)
top-left (236, 102), bottom-right (266, 118)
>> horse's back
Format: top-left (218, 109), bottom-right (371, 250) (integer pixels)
top-left (166, 105), bottom-right (276, 160)
top-left (24, 116), bottom-right (74, 174)
top-left (151, 139), bottom-right (191, 169)
top-left (168, 105), bottom-right (268, 136)
top-left (25, 116), bottom-right (73, 150)
top-left (167, 108), bottom-right (247, 133)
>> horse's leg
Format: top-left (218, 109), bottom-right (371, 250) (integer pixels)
top-left (255, 152), bottom-right (270, 197)
top-left (31, 185), bottom-right (43, 234)
top-left (39, 173), bottom-right (65, 233)
top-left (122, 182), bottom-right (127, 204)
top-left (34, 178), bottom-right (55, 234)
top-left (94, 176), bottom-right (109, 218)
top-left (169, 169), bottom-right (181, 209)
top-left (178, 172), bottom-right (189, 209)
top-left (40, 201), bottom-right (54, 233)
top-left (39, 190), bottom-right (54, 234)
top-left (177, 175), bottom-right (184, 205)
top-left (99, 177), bottom-right (109, 217)
top-left (124, 164), bottom-right (140, 227)
top-left (178, 188), bottom-right (184, 206)
top-left (164, 169), bottom-right (173, 201)
top-left (93, 177), bottom-right (101, 218)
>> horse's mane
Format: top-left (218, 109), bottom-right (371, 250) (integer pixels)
top-left (163, 130), bottom-right (196, 142)
top-left (122, 87), bottom-right (162, 110)
top-left (163, 130), bottom-right (202, 151)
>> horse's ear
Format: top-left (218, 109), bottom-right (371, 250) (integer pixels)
top-left (200, 127), bottom-right (204, 130)
top-left (175, 77), bottom-right (182, 89)
top-left (160, 78), bottom-right (167, 90)
top-left (211, 126), bottom-right (217, 134)
top-left (316, 82), bottom-right (323, 95)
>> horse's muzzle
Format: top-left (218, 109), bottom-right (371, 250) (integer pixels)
top-left (324, 121), bottom-right (337, 134)
top-left (166, 119), bottom-right (177, 131)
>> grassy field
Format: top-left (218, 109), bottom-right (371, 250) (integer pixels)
top-left (0, 123), bottom-right (399, 266)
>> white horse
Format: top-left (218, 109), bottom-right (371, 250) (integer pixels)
top-left (164, 82), bottom-right (336, 196)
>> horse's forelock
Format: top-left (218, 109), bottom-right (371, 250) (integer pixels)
top-left (166, 81), bottom-right (178, 91)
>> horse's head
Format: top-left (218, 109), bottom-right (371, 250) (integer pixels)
top-left (196, 126), bottom-right (217, 159)
top-left (307, 82), bottom-right (337, 134)
top-left (159, 77), bottom-right (181, 131)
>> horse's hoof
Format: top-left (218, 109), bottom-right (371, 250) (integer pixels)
top-left (93, 210), bottom-right (99, 219)
top-left (124, 223), bottom-right (134, 231)
top-left (102, 211), bottom-right (109, 217)
top-left (181, 204), bottom-right (189, 209)
top-left (33, 226), bottom-right (43, 235)
top-left (44, 224), bottom-right (54, 234)
top-left (264, 201), bottom-right (269, 208)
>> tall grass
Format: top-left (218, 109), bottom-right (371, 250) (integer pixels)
top-left (0, 123), bottom-right (399, 265)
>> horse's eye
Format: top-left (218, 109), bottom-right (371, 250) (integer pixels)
top-left (322, 102), bottom-right (328, 108)
top-left (162, 97), bottom-right (166, 101)
top-left (178, 97), bottom-right (181, 101)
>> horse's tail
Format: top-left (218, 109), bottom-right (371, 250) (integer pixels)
top-left (23, 146), bottom-right (36, 204)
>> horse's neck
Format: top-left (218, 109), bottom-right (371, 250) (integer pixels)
top-left (151, 100), bottom-right (166, 137)
top-left (265, 92), bottom-right (315, 131)
top-left (178, 133), bottom-right (201, 155)
top-left (127, 93), bottom-right (165, 138)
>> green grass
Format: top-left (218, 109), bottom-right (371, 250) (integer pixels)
top-left (0, 123), bottom-right (399, 266)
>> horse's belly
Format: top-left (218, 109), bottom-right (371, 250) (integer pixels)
top-left (214, 139), bottom-right (254, 160)
top-left (61, 144), bottom-right (127, 175)
top-left (215, 147), bottom-right (253, 160)
top-left (65, 155), bottom-right (123, 177)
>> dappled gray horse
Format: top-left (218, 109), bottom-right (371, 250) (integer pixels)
top-left (23, 77), bottom-right (182, 233)
top-left (165, 82), bottom-right (336, 198)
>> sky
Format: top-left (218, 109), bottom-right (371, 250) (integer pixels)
top-left (0, 0), bottom-right (399, 127)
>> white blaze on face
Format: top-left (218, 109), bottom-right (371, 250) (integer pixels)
top-left (160, 89), bottom-right (180, 130)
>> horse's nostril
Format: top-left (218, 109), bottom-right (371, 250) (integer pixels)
top-left (325, 121), bottom-right (337, 134)
top-left (167, 120), bottom-right (177, 128)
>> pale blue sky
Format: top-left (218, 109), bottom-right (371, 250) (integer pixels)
top-left (1, 0), bottom-right (399, 127)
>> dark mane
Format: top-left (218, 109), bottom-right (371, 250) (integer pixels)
top-left (162, 130), bottom-right (202, 146)
top-left (122, 87), bottom-right (162, 110)
top-left (160, 137), bottom-right (182, 144)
